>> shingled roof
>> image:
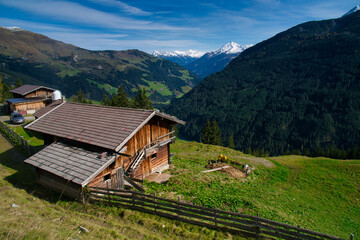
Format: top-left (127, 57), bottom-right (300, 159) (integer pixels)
top-left (26, 102), bottom-right (184, 152)
top-left (24, 141), bottom-right (115, 186)
top-left (10, 84), bottom-right (54, 96)
top-left (34, 99), bottom-right (63, 118)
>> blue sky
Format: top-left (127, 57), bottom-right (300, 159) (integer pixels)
top-left (0, 0), bottom-right (358, 53)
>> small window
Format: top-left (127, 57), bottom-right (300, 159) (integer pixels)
top-left (104, 174), bottom-right (111, 181)
top-left (151, 153), bottom-right (157, 159)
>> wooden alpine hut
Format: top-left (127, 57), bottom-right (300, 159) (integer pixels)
top-left (24, 102), bottom-right (184, 199)
top-left (7, 84), bottom-right (55, 114)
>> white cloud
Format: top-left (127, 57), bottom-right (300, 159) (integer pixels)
top-left (0, 0), bottom-right (189, 31)
top-left (87, 0), bottom-right (151, 16)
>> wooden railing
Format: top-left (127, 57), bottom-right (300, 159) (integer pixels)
top-left (88, 187), bottom-right (345, 240)
top-left (0, 121), bottom-right (33, 155)
top-left (126, 131), bottom-right (176, 176)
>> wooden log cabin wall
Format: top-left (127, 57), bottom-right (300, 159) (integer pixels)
top-left (10, 101), bottom-right (46, 113)
top-left (24, 102), bottom-right (184, 196)
top-left (88, 116), bottom-right (173, 187)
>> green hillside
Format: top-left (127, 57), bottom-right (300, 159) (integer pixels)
top-left (0, 27), bottom-right (200, 107)
top-left (1, 133), bottom-right (358, 239)
top-left (146, 140), bottom-right (360, 239)
top-left (167, 11), bottom-right (360, 155)
top-left (0, 135), bottom-right (243, 240)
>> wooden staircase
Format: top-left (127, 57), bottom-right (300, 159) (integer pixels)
top-left (126, 149), bottom-right (145, 177)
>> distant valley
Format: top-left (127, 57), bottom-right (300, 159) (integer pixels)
top-left (0, 27), bottom-right (200, 107)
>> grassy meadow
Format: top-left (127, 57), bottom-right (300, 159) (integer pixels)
top-left (144, 140), bottom-right (360, 239)
top-left (0, 134), bottom-right (246, 240)
top-left (0, 127), bottom-right (359, 239)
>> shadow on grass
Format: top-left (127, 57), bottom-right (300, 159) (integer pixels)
top-left (0, 144), bottom-right (73, 204)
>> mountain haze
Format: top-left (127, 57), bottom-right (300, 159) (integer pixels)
top-left (167, 10), bottom-right (360, 155)
top-left (0, 27), bottom-right (200, 105)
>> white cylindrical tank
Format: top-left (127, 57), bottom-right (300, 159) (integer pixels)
top-left (52, 90), bottom-right (62, 101)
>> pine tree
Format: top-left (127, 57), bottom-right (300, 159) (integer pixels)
top-left (101, 93), bottom-right (111, 106)
top-left (117, 86), bottom-right (130, 107)
top-left (132, 86), bottom-right (153, 109)
top-left (73, 89), bottom-right (92, 104)
top-left (16, 77), bottom-right (22, 88)
top-left (111, 94), bottom-right (119, 106)
top-left (227, 135), bottom-right (235, 149)
top-left (201, 120), bottom-right (211, 144)
top-left (210, 120), bottom-right (222, 146)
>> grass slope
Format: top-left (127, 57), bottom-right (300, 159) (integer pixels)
top-left (145, 140), bottom-right (360, 239)
top-left (0, 135), bottom-right (246, 240)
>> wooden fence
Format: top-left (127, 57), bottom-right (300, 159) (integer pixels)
top-left (0, 121), bottom-right (33, 155)
top-left (88, 187), bottom-right (345, 240)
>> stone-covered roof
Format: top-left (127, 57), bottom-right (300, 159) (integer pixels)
top-left (10, 84), bottom-right (54, 96)
top-left (26, 102), bottom-right (184, 151)
top-left (34, 99), bottom-right (64, 118)
top-left (24, 141), bottom-right (115, 186)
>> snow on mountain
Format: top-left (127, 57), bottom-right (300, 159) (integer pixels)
top-left (1, 26), bottom-right (24, 32)
top-left (185, 42), bottom-right (253, 79)
top-left (153, 49), bottom-right (206, 58)
top-left (343, 5), bottom-right (360, 16)
top-left (213, 41), bottom-right (253, 55)
top-left (153, 42), bottom-right (253, 77)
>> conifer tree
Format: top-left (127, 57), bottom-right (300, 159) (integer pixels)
top-left (132, 86), bottom-right (153, 109)
top-left (201, 120), bottom-right (211, 144)
top-left (101, 93), bottom-right (111, 106)
top-left (111, 94), bottom-right (118, 106)
top-left (73, 89), bottom-right (92, 104)
top-left (16, 77), bottom-right (22, 88)
top-left (227, 135), bottom-right (235, 149)
top-left (201, 120), bottom-right (222, 146)
top-left (210, 120), bottom-right (222, 146)
top-left (117, 86), bottom-right (130, 107)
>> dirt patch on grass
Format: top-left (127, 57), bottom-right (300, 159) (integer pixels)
top-left (205, 162), bottom-right (247, 179)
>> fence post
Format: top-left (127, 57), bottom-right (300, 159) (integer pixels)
top-left (132, 192), bottom-right (135, 206)
top-left (214, 207), bottom-right (218, 227)
top-left (177, 195), bottom-right (181, 218)
top-left (350, 233), bottom-right (354, 240)
top-left (106, 181), bottom-right (110, 204)
top-left (154, 192), bottom-right (157, 212)
top-left (255, 213), bottom-right (261, 237)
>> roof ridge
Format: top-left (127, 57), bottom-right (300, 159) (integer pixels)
top-left (66, 101), bottom-right (155, 113)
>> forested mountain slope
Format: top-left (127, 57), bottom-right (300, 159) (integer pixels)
top-left (167, 11), bottom-right (360, 155)
top-left (0, 27), bottom-right (200, 105)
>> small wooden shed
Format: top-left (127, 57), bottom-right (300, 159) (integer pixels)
top-left (7, 85), bottom-right (55, 114)
top-left (24, 102), bottom-right (184, 199)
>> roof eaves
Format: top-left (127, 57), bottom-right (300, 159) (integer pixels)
top-left (25, 101), bottom-right (67, 130)
top-left (155, 111), bottom-right (185, 125)
top-left (10, 85), bottom-right (54, 96)
top-left (114, 111), bottom-right (156, 152)
top-left (81, 155), bottom-right (116, 187)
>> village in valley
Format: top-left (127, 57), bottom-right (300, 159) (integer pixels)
top-left (0, 1), bottom-right (360, 240)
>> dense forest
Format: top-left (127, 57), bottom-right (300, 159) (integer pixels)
top-left (0, 27), bottom-right (200, 107)
top-left (167, 11), bottom-right (360, 157)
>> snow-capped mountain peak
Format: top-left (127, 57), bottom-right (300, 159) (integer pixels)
top-left (153, 49), bottom-right (206, 58)
top-left (213, 41), bottom-right (253, 55)
top-left (1, 26), bottom-right (24, 32)
top-left (343, 5), bottom-right (360, 16)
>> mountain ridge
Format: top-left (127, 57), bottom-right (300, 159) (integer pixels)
top-left (167, 10), bottom-right (360, 155)
top-left (185, 42), bottom-right (253, 79)
top-left (0, 27), bottom-right (200, 106)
